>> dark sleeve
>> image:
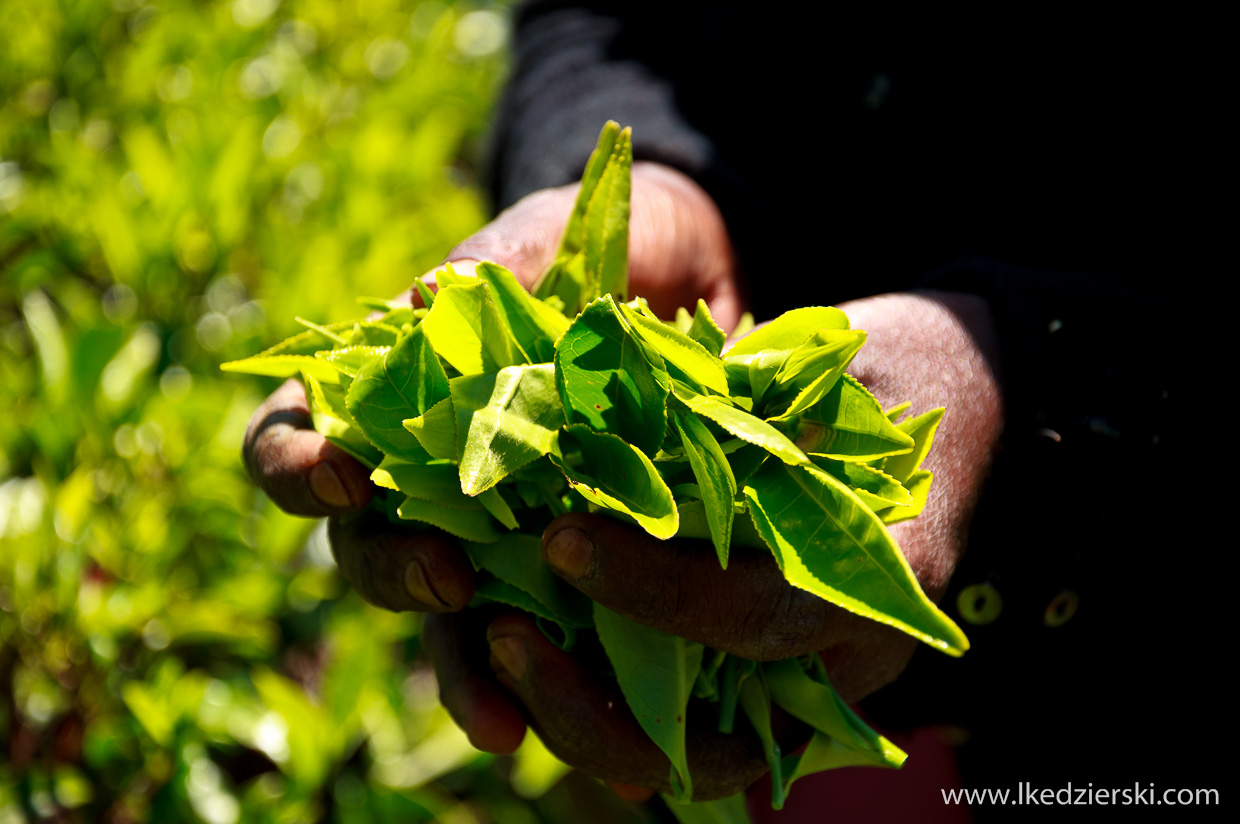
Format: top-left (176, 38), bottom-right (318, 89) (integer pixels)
top-left (488, 1), bottom-right (779, 309)
top-left (863, 257), bottom-right (1209, 786)
top-left (488, 0), bottom-right (720, 209)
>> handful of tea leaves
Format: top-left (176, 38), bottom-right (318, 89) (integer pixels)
top-left (224, 123), bottom-right (967, 810)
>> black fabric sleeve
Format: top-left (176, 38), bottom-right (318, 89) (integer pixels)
top-left (488, 1), bottom-right (718, 209)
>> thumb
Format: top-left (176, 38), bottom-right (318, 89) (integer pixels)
top-left (540, 512), bottom-right (856, 661)
top-left (443, 185), bottom-right (579, 289)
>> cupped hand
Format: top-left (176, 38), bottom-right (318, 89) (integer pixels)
top-left (430, 290), bottom-right (1003, 797)
top-left (241, 162), bottom-right (743, 761)
top-left (241, 379), bottom-right (479, 614)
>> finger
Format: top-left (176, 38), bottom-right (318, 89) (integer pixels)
top-left (243, 379), bottom-right (373, 516)
top-left (424, 611), bottom-right (527, 755)
top-left (627, 163), bottom-right (743, 330)
top-left (328, 510), bottom-right (475, 613)
top-left (541, 513), bottom-right (877, 661)
top-left (446, 187), bottom-right (578, 288)
top-left (486, 612), bottom-right (770, 800)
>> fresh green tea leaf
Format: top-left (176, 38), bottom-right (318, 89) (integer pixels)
top-left (876, 469), bottom-right (932, 525)
top-left (534, 121), bottom-right (625, 312)
top-left (477, 487), bottom-right (520, 530)
top-left (675, 500), bottom-right (766, 550)
top-left (721, 350), bottom-right (786, 405)
top-left (219, 353), bottom-right (342, 383)
top-left (370, 458), bottom-right (463, 502)
top-left (433, 261), bottom-right (479, 289)
top-left (472, 577), bottom-right (578, 647)
top-left (550, 425), bottom-right (679, 539)
top-left (724, 306), bottom-right (849, 358)
top-left (302, 373), bottom-right (351, 426)
top-left (883, 407), bottom-right (945, 483)
top-left (555, 296), bottom-right (670, 455)
top-left (662, 793), bottom-right (753, 824)
top-left (765, 659), bottom-right (905, 767)
top-left (675, 306), bottom-right (694, 334)
top-left (670, 400), bottom-right (737, 567)
top-left (346, 326), bottom-right (446, 460)
top-left (738, 670), bottom-right (784, 809)
top-left (421, 280), bottom-right (525, 375)
top-left (403, 396), bottom-right (457, 460)
top-left (582, 126), bottom-right (632, 303)
top-left (778, 731), bottom-right (903, 798)
top-left (687, 299), bottom-right (727, 357)
top-left (476, 262), bottom-right (570, 363)
top-left (386, 322), bottom-right (450, 412)
top-left (797, 374), bottom-right (915, 462)
top-left (595, 604), bottom-right (703, 802)
top-left (313, 345), bottom-right (390, 379)
top-left (295, 316), bottom-right (349, 346)
top-left (726, 443), bottom-right (770, 490)
top-left (396, 495), bottom-right (499, 543)
top-left (809, 457), bottom-right (912, 510)
top-left (679, 392), bottom-right (807, 467)
top-left (345, 321), bottom-right (401, 347)
top-left (765, 329), bottom-right (865, 420)
top-left (451, 364), bottom-right (565, 496)
top-left (466, 534), bottom-right (593, 629)
top-left (620, 302), bottom-right (729, 395)
top-left (744, 461), bottom-right (968, 655)
top-left (414, 276), bottom-right (436, 309)
top-left (884, 400), bottom-right (912, 423)
top-left (313, 412), bottom-right (383, 469)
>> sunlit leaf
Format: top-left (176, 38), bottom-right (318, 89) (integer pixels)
top-left (876, 469), bottom-right (933, 525)
top-left (687, 299), bottom-right (727, 357)
top-left (679, 391), bottom-right (807, 466)
top-left (595, 604), bottom-right (703, 802)
top-left (555, 296), bottom-right (669, 455)
top-left (724, 306), bottom-right (849, 358)
top-left (475, 262), bottom-right (570, 363)
top-left (550, 425), bottom-right (678, 539)
top-left (451, 364), bottom-right (565, 496)
top-left (797, 374), bottom-right (915, 462)
top-left (745, 461), bottom-right (968, 655)
top-left (883, 407), bottom-right (945, 483)
top-left (396, 495), bottom-right (499, 543)
top-left (403, 395), bottom-right (458, 460)
top-left (420, 280), bottom-right (524, 375)
top-left (620, 301), bottom-right (729, 395)
top-left (669, 400), bottom-right (736, 567)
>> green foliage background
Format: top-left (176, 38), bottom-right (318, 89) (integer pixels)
top-left (0, 2), bottom-right (652, 822)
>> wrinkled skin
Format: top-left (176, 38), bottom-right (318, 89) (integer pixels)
top-left (242, 162), bottom-right (1002, 800)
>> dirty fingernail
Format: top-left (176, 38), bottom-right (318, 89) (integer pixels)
top-left (544, 527), bottom-right (595, 580)
top-left (489, 635), bottom-right (527, 682)
top-left (309, 462), bottom-right (351, 509)
top-left (405, 558), bottom-right (449, 609)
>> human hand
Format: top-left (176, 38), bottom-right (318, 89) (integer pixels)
top-left (430, 290), bottom-right (1003, 798)
top-left (431, 161), bottom-right (743, 328)
top-left (241, 162), bottom-right (744, 756)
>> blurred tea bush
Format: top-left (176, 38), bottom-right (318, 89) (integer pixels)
top-left (0, 2), bottom-right (653, 822)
